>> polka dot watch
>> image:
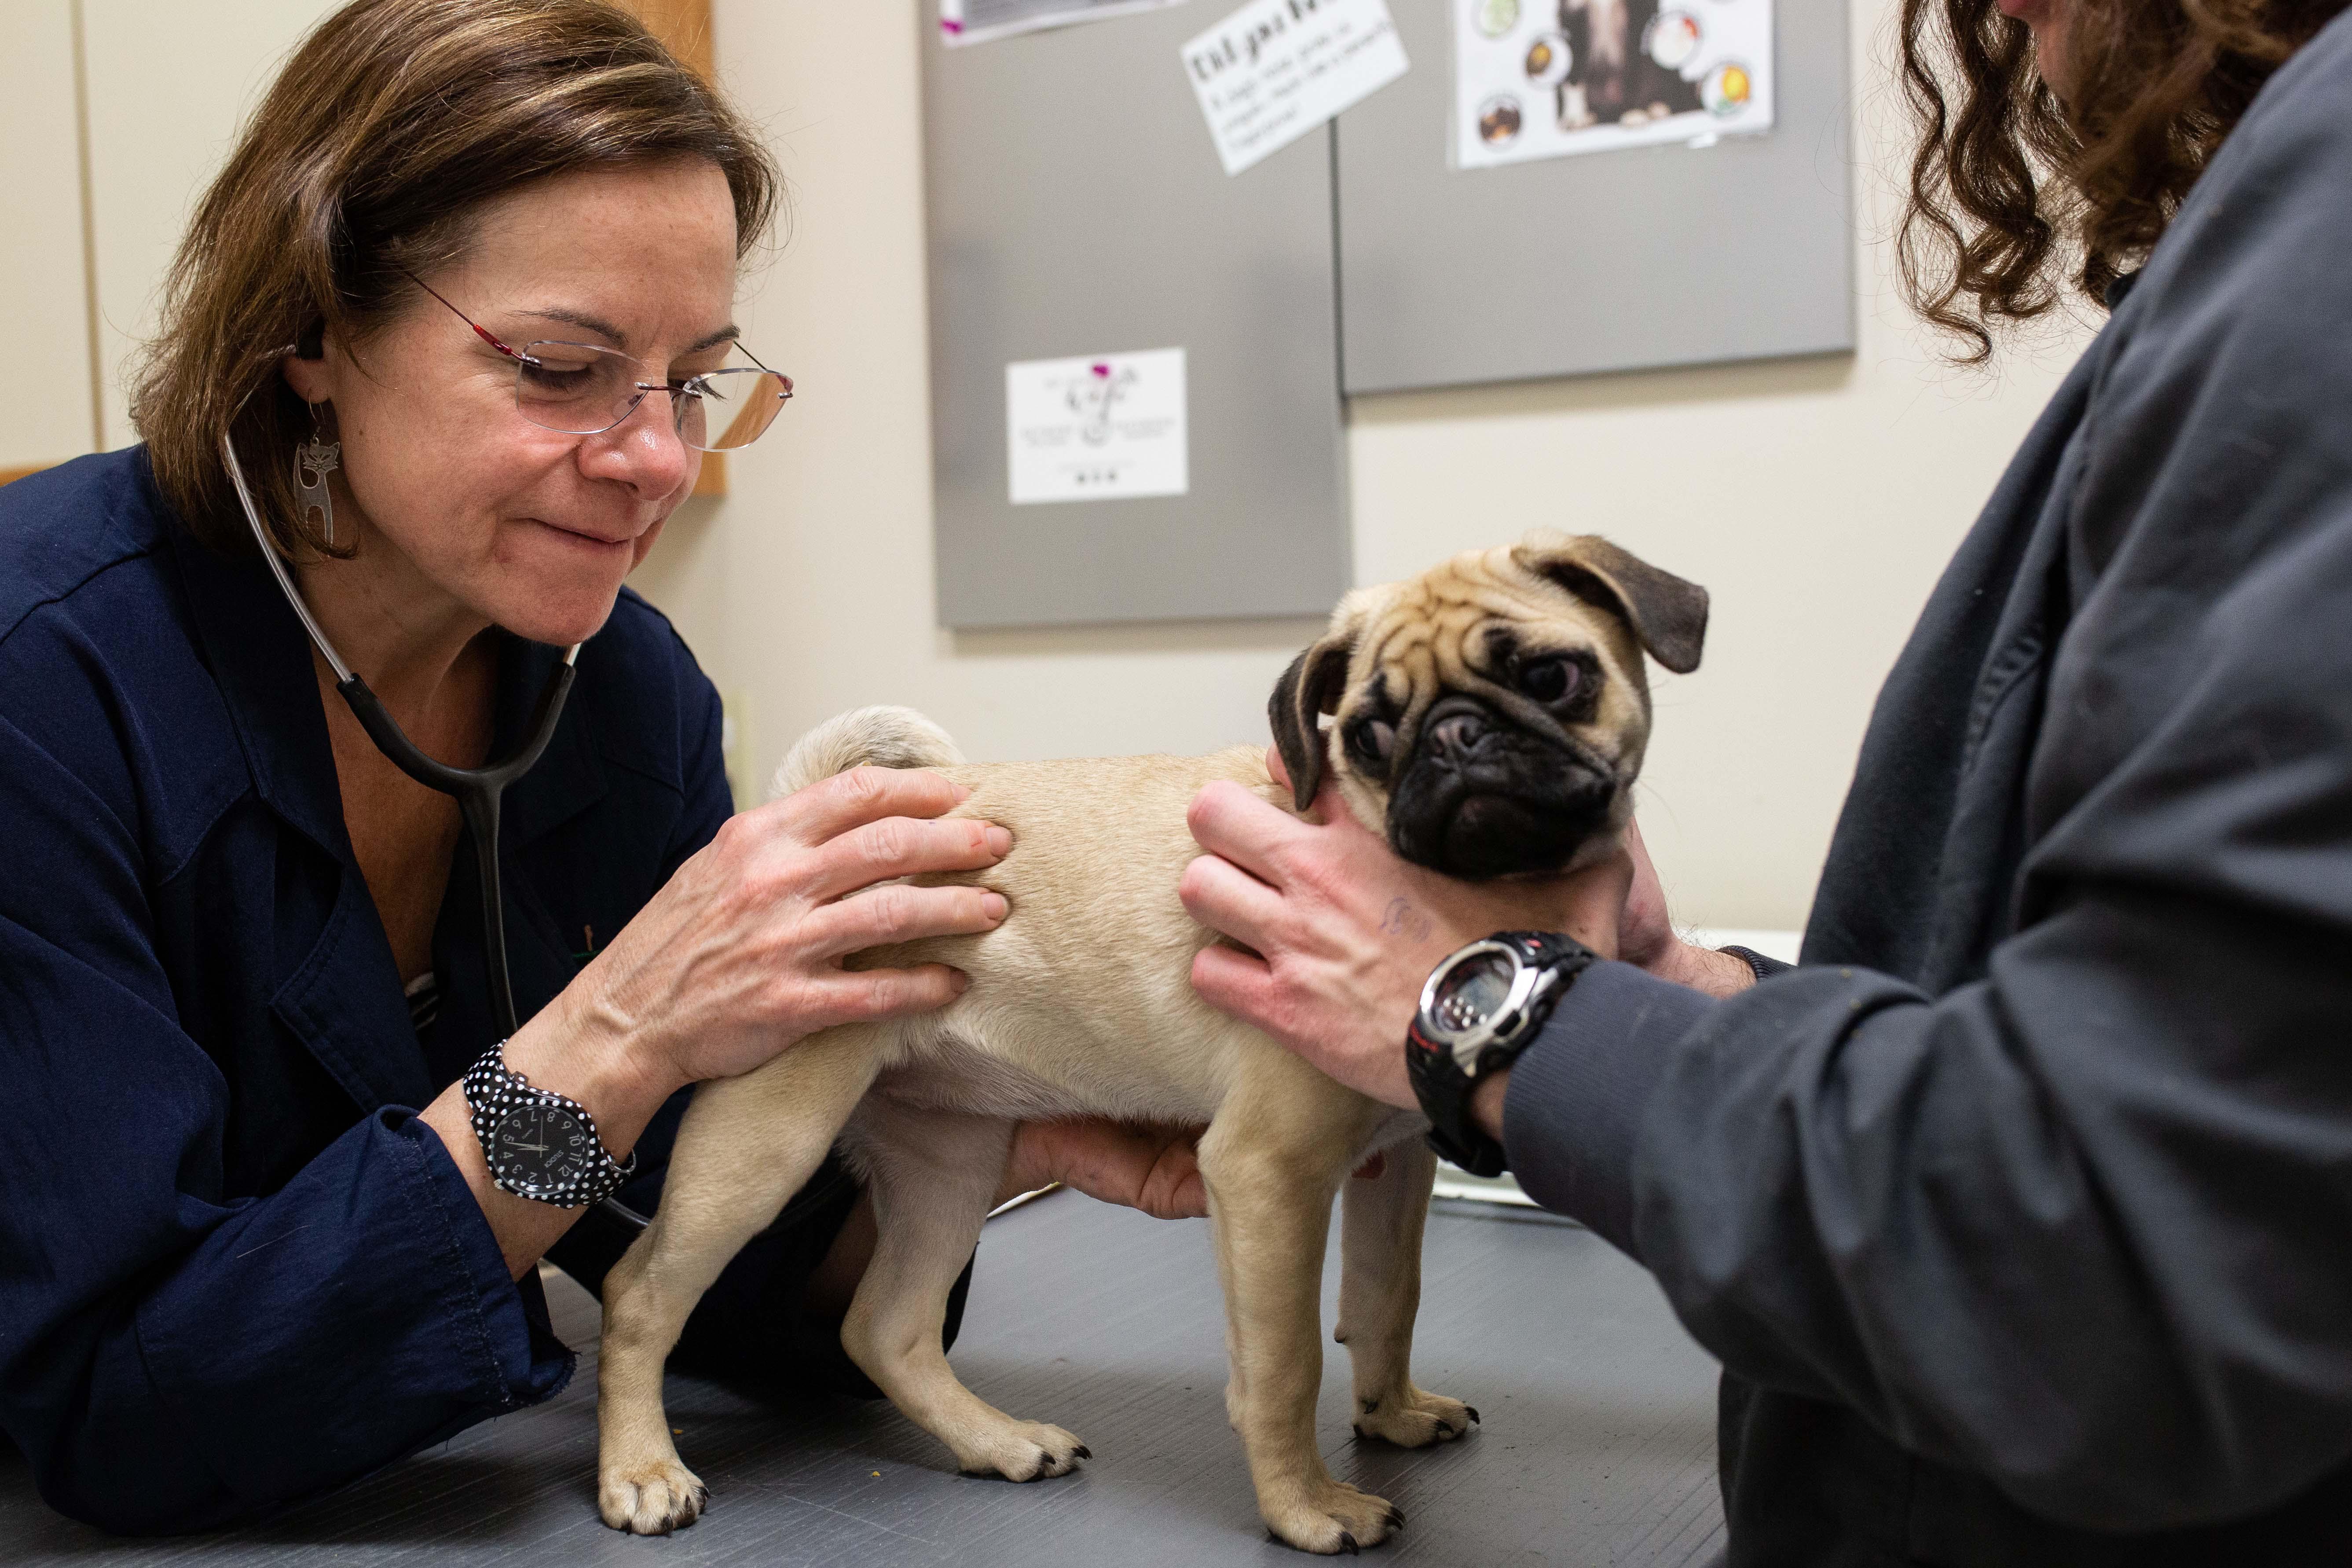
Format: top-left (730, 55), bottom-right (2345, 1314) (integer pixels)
top-left (462, 1042), bottom-right (637, 1209)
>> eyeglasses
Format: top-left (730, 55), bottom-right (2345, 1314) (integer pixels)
top-left (406, 273), bottom-right (793, 451)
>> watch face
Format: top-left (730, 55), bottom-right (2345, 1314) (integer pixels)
top-left (493, 1104), bottom-right (596, 1197)
top-left (1432, 948), bottom-right (1519, 1037)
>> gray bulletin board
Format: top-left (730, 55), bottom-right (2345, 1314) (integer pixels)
top-left (921, 6), bottom-right (1352, 630)
top-left (1333, 0), bottom-right (1854, 395)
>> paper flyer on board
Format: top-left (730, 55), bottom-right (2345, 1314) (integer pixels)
top-left (1182, 0), bottom-right (1410, 176)
top-left (940, 0), bottom-right (1190, 48)
top-left (1452, 0), bottom-right (1773, 169)
top-left (1006, 349), bottom-right (1189, 505)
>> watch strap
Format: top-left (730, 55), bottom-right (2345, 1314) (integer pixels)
top-left (462, 1042), bottom-right (638, 1208)
top-left (1409, 1047), bottom-right (1509, 1176)
top-left (1407, 931), bottom-right (1596, 1178)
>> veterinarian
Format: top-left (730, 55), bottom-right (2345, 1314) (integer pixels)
top-left (0, 0), bottom-right (1205, 1534)
top-left (1183, 2), bottom-right (2352, 1562)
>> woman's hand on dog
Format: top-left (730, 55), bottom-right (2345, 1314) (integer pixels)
top-left (1178, 750), bottom-right (1632, 1110)
top-left (432, 765), bottom-right (1012, 1278)
top-left (550, 764), bottom-right (1012, 1093)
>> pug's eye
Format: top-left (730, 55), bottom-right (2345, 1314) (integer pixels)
top-left (1517, 657), bottom-right (1579, 704)
top-left (1347, 718), bottom-right (1397, 766)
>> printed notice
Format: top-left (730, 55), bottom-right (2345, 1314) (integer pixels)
top-left (1452, 0), bottom-right (1774, 169)
top-left (1182, 0), bottom-right (1409, 176)
top-left (1007, 348), bottom-right (1188, 505)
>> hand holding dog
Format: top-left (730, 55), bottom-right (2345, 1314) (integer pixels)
top-left (1000, 1121), bottom-right (1209, 1220)
top-left (1614, 818), bottom-right (1762, 1000)
top-left (553, 765), bottom-right (1012, 1093)
top-left (1181, 749), bottom-right (1633, 1110)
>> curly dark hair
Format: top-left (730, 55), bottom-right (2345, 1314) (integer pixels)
top-left (1897, 0), bottom-right (2351, 359)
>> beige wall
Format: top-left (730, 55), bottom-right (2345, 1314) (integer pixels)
top-left (80, 0), bottom-right (345, 447)
top-left (0, 3), bottom-right (101, 470)
top-left (1, 0), bottom-right (2096, 933)
top-left (669, 0), bottom-right (2093, 931)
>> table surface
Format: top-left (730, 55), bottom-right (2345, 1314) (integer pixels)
top-left (4, 1193), bottom-right (1725, 1566)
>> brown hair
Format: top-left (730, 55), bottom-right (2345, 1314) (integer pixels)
top-left (1895, 0), bottom-right (2348, 359)
top-left (131, 0), bottom-right (779, 556)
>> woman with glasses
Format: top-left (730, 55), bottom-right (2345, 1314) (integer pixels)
top-left (0, 0), bottom-right (1202, 1534)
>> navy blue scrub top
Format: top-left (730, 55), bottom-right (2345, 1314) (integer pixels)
top-left (0, 449), bottom-right (898, 1533)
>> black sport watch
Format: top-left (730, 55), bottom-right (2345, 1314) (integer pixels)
top-left (463, 1042), bottom-right (637, 1209)
top-left (1406, 931), bottom-right (1596, 1177)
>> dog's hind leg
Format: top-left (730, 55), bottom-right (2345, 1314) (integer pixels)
top-left (838, 1101), bottom-right (1090, 1481)
top-left (596, 1024), bottom-right (887, 1535)
top-left (1336, 1135), bottom-right (1477, 1449)
top-left (1200, 1043), bottom-right (1401, 1555)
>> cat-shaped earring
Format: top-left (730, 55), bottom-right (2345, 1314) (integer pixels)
top-left (295, 402), bottom-right (341, 546)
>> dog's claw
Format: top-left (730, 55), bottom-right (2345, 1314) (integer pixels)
top-left (1435, 1421), bottom-right (1455, 1439)
top-left (1339, 1531), bottom-right (1360, 1555)
top-left (1465, 1405), bottom-right (1481, 1425)
top-left (1074, 1445), bottom-right (1092, 1460)
top-left (1387, 1507), bottom-right (1407, 1529)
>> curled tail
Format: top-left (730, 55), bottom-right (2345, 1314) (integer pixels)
top-left (768, 705), bottom-right (965, 802)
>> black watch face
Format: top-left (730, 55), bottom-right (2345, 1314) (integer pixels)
top-left (492, 1104), bottom-right (596, 1195)
top-left (1432, 949), bottom-right (1518, 1037)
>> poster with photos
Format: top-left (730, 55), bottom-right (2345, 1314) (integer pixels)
top-left (1452, 0), bottom-right (1774, 169)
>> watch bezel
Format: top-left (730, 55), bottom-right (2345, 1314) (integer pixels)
top-left (1416, 938), bottom-right (1556, 1072)
top-left (463, 1042), bottom-right (636, 1210)
top-left (491, 1102), bottom-right (597, 1201)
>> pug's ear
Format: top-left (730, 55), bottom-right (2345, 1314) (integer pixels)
top-left (1514, 533), bottom-right (1709, 674)
top-left (1268, 604), bottom-right (1368, 811)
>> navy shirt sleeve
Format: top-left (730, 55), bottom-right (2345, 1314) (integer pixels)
top-left (0, 685), bottom-right (568, 1534)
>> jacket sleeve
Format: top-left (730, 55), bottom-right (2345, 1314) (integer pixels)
top-left (0, 696), bottom-right (570, 1534)
top-left (1501, 25), bottom-right (2352, 1535)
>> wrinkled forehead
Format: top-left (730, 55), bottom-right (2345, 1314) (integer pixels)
top-left (1354, 561), bottom-right (1610, 691)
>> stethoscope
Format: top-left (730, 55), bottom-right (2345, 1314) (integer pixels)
top-left (219, 432), bottom-right (575, 1047)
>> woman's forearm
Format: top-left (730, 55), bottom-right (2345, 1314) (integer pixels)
top-left (418, 985), bottom-right (686, 1279)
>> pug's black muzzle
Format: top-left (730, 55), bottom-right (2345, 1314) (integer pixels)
top-left (1386, 696), bottom-right (1617, 879)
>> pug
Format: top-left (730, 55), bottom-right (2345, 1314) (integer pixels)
top-left (593, 532), bottom-right (1707, 1554)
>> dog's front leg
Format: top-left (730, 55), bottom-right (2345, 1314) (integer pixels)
top-left (1337, 1134), bottom-right (1477, 1448)
top-left (840, 1103), bottom-right (1090, 1481)
top-left (1201, 1047), bottom-right (1401, 1555)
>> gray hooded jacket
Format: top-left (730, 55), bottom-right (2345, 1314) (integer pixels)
top-left (1502, 12), bottom-right (2352, 1561)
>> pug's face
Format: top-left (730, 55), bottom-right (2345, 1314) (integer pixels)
top-left (1269, 533), bottom-right (1707, 880)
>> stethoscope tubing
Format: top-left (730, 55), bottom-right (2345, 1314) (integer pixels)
top-left (218, 432), bottom-right (580, 1039)
top-left (220, 432), bottom-right (652, 1235)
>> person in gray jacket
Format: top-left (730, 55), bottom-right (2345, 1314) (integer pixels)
top-left (1182, 0), bottom-right (2352, 1561)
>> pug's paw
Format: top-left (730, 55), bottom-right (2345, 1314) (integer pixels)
top-left (600, 1457), bottom-right (708, 1535)
top-left (956, 1418), bottom-right (1092, 1482)
top-left (1262, 1476), bottom-right (1404, 1555)
top-left (1351, 1385), bottom-right (1479, 1449)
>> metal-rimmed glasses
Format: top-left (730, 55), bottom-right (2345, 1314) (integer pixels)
top-left (406, 272), bottom-right (793, 451)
